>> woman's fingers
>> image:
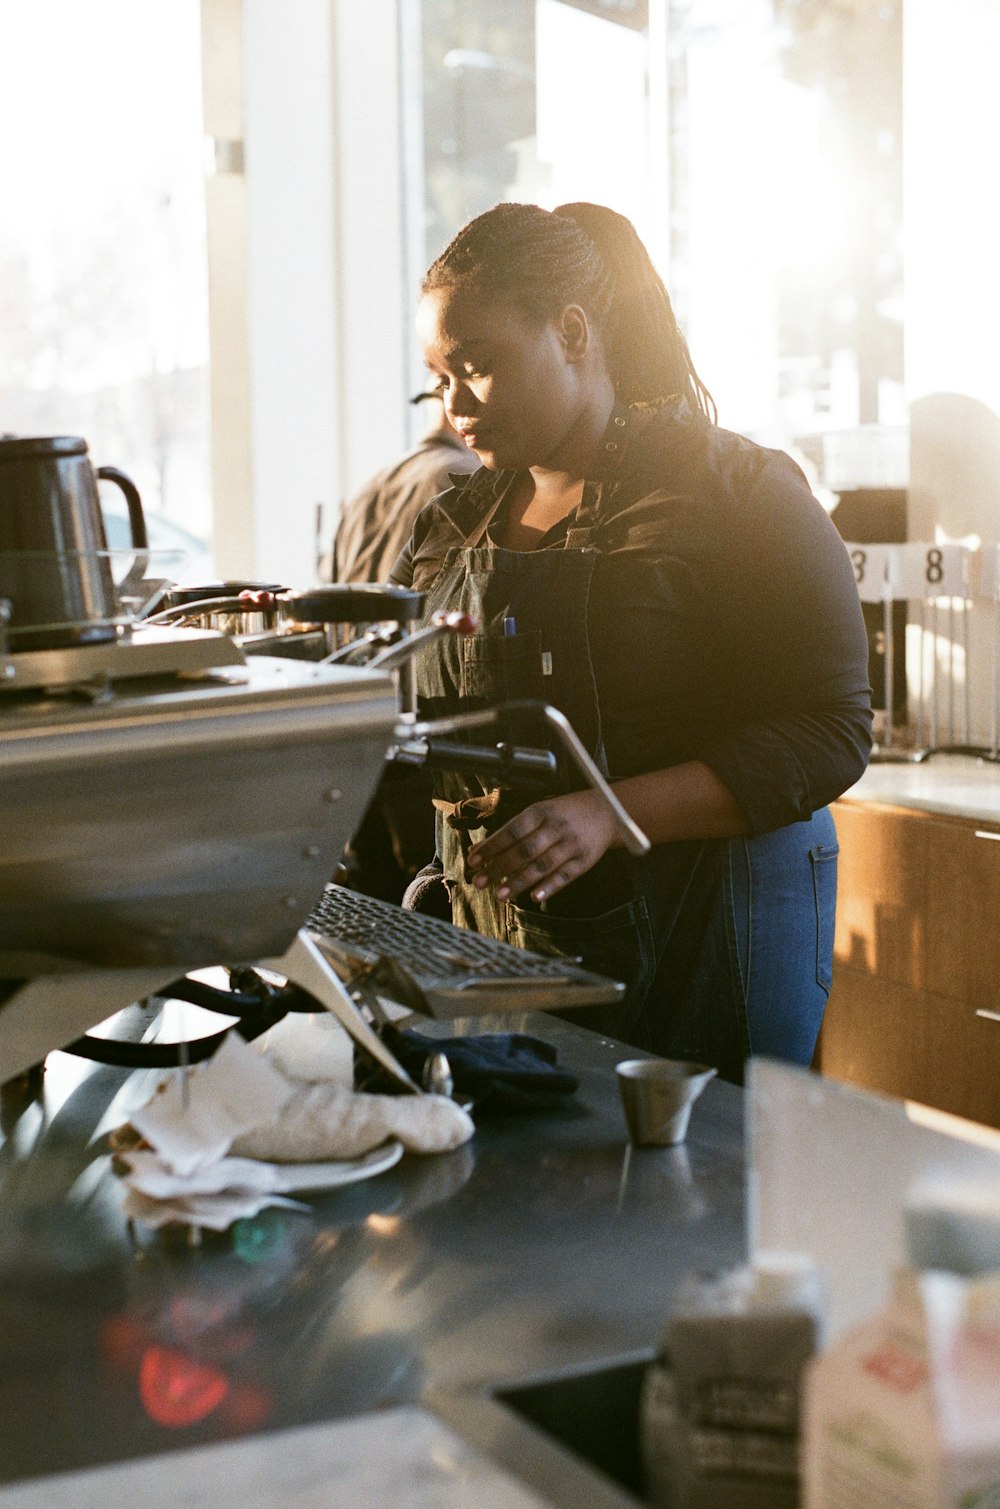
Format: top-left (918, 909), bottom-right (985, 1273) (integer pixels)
top-left (466, 792), bottom-right (616, 901)
top-left (498, 835), bottom-right (580, 901)
top-left (467, 808), bottom-right (555, 895)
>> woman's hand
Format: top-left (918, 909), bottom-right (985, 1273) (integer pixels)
top-left (465, 789), bottom-right (619, 903)
top-left (464, 763), bottom-right (748, 904)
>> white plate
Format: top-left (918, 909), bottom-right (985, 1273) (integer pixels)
top-left (269, 1138), bottom-right (405, 1192)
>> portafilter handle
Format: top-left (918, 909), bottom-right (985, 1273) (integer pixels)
top-left (278, 583), bottom-right (425, 626)
top-left (362, 609), bottom-right (478, 673)
top-left (279, 584), bottom-right (431, 712)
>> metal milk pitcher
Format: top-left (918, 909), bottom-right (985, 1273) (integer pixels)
top-left (0, 434), bottom-right (148, 649)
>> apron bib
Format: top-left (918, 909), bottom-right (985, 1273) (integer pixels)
top-left (415, 502), bottom-right (671, 1049)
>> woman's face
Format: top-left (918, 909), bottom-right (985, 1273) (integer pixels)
top-left (416, 283), bottom-right (596, 473)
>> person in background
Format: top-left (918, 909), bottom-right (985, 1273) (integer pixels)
top-left (392, 200), bottom-right (872, 1082)
top-left (331, 387), bottom-right (479, 585)
top-left (331, 388), bottom-right (479, 903)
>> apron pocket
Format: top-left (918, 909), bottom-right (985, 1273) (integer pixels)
top-left (508, 895), bottom-right (656, 1006)
top-left (462, 629), bottom-right (546, 703)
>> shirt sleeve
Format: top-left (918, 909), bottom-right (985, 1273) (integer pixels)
top-left (692, 453), bottom-right (873, 834)
top-left (387, 535), bottom-right (415, 589)
top-left (701, 694), bottom-right (872, 835)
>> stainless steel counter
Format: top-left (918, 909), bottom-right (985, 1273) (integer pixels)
top-left (0, 1014), bottom-right (745, 1499)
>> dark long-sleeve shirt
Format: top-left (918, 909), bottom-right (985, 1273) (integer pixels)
top-left (392, 398), bottom-right (872, 836)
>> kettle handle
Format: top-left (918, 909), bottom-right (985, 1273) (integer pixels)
top-left (96, 465), bottom-right (149, 602)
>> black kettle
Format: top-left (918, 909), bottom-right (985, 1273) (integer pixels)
top-left (0, 435), bottom-right (148, 650)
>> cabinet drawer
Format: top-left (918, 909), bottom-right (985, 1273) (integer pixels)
top-left (925, 818), bottom-right (1000, 1009)
top-left (822, 964), bottom-right (1000, 1129)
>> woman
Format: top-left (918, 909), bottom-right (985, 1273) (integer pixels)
top-left (392, 201), bottom-right (871, 1083)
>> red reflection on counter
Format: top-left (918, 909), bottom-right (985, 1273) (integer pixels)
top-left (138, 1345), bottom-right (230, 1429)
top-left (100, 1313), bottom-right (146, 1370)
top-left (219, 1381), bottom-right (273, 1433)
top-left (166, 1294), bottom-right (254, 1360)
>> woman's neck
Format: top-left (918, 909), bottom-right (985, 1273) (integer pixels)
top-left (496, 378), bottom-right (616, 551)
top-left (495, 472), bottom-right (585, 551)
top-left (535, 380), bottom-right (616, 487)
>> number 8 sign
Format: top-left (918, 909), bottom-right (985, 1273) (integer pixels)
top-left (888, 543), bottom-right (969, 602)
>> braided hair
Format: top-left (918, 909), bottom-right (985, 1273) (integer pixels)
top-left (421, 200), bottom-right (716, 421)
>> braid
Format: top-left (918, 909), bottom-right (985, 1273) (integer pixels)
top-left (556, 202), bottom-right (717, 422)
top-left (422, 201), bottom-right (612, 330)
top-left (422, 200), bottom-right (716, 421)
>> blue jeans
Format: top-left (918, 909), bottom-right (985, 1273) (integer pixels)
top-left (626, 807), bottom-right (839, 1083)
top-left (720, 806), bottom-right (839, 1070)
top-left (603, 806), bottom-right (840, 1084)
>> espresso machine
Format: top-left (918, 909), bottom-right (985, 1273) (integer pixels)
top-left (0, 436), bottom-right (641, 1091)
top-left (0, 435), bottom-right (445, 1088)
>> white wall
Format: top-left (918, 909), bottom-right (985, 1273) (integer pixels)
top-left (202, 0), bottom-right (253, 579)
top-left (202, 0), bottom-right (407, 586)
top-left (904, 0), bottom-right (1000, 743)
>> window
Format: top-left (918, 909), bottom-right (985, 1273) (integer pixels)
top-left (0, 0), bottom-right (213, 577)
top-left (401, 0), bottom-right (655, 420)
top-left (400, 0), bottom-right (905, 492)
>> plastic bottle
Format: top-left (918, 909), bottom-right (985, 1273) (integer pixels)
top-left (640, 1251), bottom-right (824, 1508)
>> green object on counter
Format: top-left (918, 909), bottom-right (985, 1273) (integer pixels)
top-left (232, 1208), bottom-right (289, 1264)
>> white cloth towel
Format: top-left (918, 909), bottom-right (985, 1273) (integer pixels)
top-left (230, 1079), bottom-right (473, 1162)
top-left (116, 1030), bottom-right (475, 1231)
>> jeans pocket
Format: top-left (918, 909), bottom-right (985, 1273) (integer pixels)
top-left (810, 842), bottom-right (839, 993)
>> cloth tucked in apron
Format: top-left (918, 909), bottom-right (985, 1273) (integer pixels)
top-left (413, 492), bottom-right (835, 1085)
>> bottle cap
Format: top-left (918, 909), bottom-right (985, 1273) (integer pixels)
top-left (750, 1250), bottom-right (824, 1314)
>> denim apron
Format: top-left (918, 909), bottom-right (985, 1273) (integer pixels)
top-left (412, 482), bottom-right (838, 1084)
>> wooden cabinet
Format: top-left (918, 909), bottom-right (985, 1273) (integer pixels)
top-left (925, 819), bottom-right (1000, 1010)
top-left (816, 797), bottom-right (1000, 1129)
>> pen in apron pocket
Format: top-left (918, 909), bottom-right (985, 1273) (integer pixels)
top-left (503, 615), bottom-right (551, 673)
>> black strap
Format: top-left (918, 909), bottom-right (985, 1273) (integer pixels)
top-left (59, 973), bottom-right (320, 1070)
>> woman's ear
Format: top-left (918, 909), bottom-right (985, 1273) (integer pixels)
top-left (558, 304), bottom-right (590, 362)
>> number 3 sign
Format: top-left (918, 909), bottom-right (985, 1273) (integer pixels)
top-left (843, 543), bottom-right (893, 603)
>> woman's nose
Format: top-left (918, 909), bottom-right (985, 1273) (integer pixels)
top-left (447, 382), bottom-right (478, 420)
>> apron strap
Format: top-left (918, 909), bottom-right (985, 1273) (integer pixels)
top-left (432, 790), bottom-right (503, 830)
top-left (462, 474), bottom-right (519, 550)
top-left (433, 789), bottom-right (505, 875)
